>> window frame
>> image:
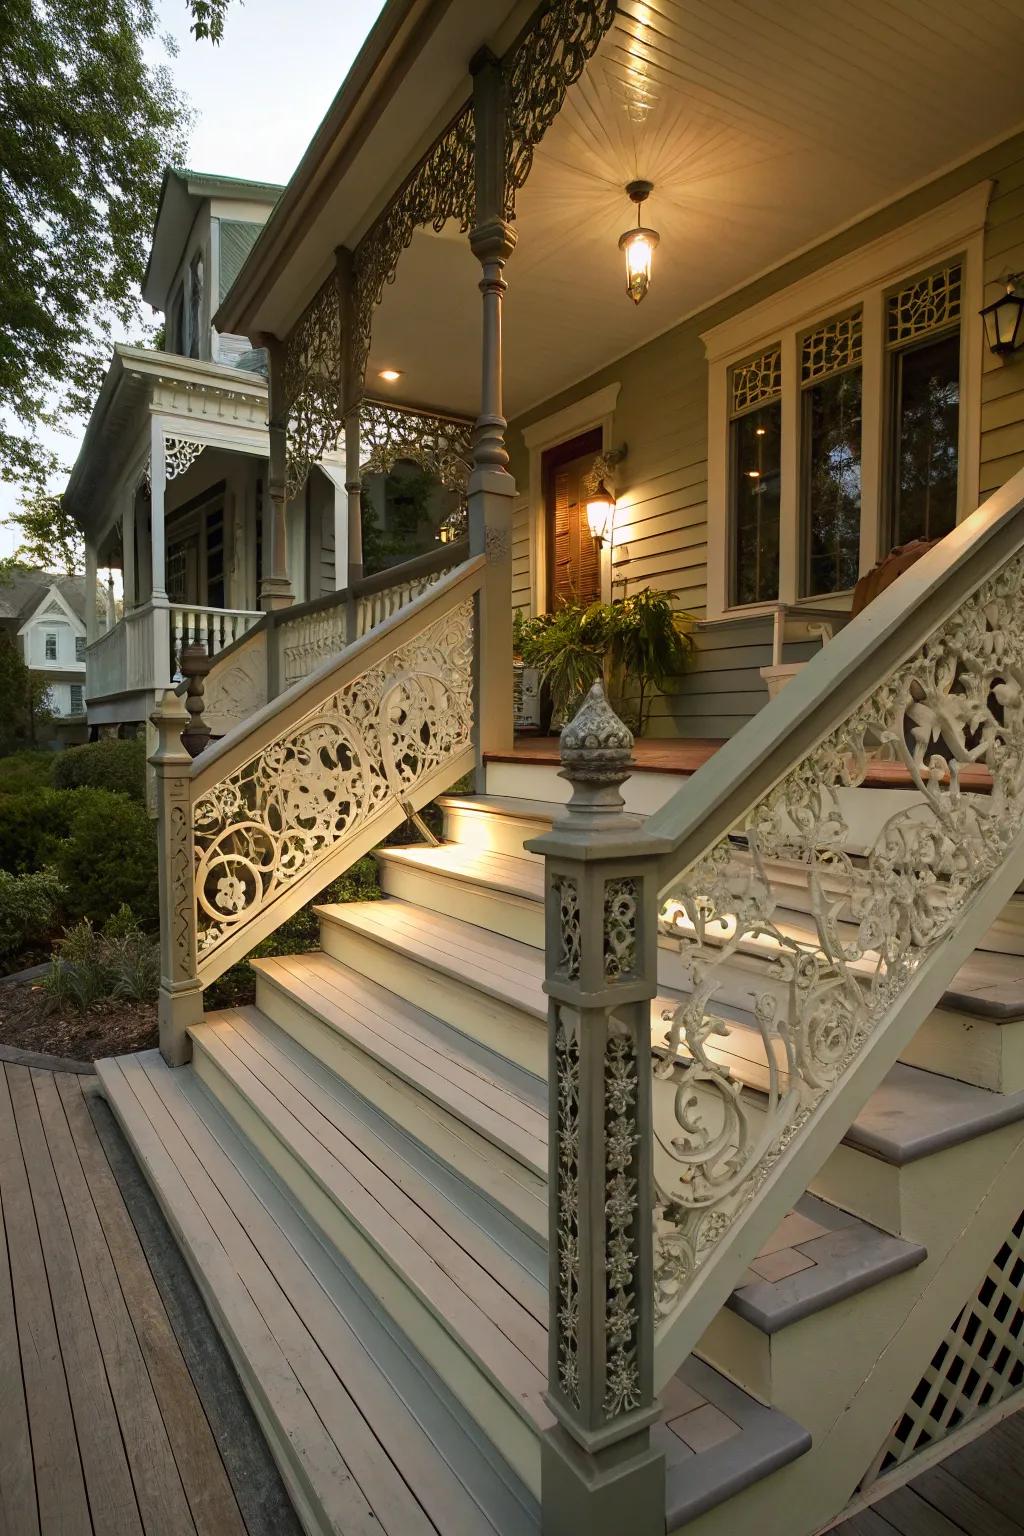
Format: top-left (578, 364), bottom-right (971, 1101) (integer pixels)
top-left (798, 308), bottom-right (865, 598)
top-left (44, 630), bottom-right (58, 662)
top-left (703, 184), bottom-right (987, 621)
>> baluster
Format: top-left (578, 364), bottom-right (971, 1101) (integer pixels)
top-left (172, 610), bottom-right (184, 676)
top-left (150, 690), bottom-right (203, 1067)
top-left (527, 683), bottom-right (664, 1534)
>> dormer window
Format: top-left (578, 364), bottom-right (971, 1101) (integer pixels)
top-left (188, 250), bottom-right (204, 358)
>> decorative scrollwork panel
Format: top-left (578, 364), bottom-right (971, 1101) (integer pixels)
top-left (165, 438), bottom-right (205, 481)
top-left (192, 600), bottom-right (474, 962)
top-left (283, 271), bottom-right (344, 499)
top-left (360, 399), bottom-right (473, 495)
top-left (653, 549), bottom-right (1024, 1326)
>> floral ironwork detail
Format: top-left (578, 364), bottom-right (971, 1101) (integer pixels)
top-left (652, 548), bottom-right (1024, 1324)
top-left (192, 600), bottom-right (474, 961)
top-left (360, 399), bottom-right (473, 495)
top-left (555, 1010), bottom-right (582, 1407)
top-left (731, 346), bottom-right (782, 416)
top-left (351, 105), bottom-right (475, 398)
top-left (802, 311), bottom-right (863, 384)
top-left (603, 1021), bottom-right (641, 1417)
top-left (888, 263), bottom-right (961, 346)
top-left (504, 0), bottom-right (617, 218)
top-left (165, 437), bottom-right (206, 482)
top-left (283, 272), bottom-right (344, 499)
top-left (604, 878), bottom-right (638, 979)
top-left (555, 876), bottom-right (581, 978)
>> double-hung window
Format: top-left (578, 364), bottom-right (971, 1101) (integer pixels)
top-left (800, 311), bottom-right (863, 596)
top-left (729, 346), bottom-right (782, 605)
top-left (887, 263), bottom-right (961, 546)
top-left (44, 631), bottom-right (58, 662)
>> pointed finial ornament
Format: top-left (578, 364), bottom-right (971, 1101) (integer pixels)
top-left (559, 682), bottom-right (635, 826)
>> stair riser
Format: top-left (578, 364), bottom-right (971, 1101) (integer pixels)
top-left (319, 918), bottom-right (548, 1077)
top-left (253, 974), bottom-right (548, 1240)
top-left (191, 1041), bottom-right (545, 1499)
top-left (442, 805), bottom-right (547, 862)
top-left (377, 859), bottom-right (546, 949)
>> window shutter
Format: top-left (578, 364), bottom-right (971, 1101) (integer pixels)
top-left (551, 458), bottom-right (600, 608)
top-left (219, 220), bottom-right (263, 302)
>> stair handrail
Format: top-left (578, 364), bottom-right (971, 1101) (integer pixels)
top-left (151, 552), bottom-right (485, 1062)
top-left (529, 465), bottom-right (1024, 1470)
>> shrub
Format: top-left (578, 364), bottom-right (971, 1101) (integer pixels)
top-left (0, 868), bottom-right (65, 968)
top-left (53, 738), bottom-right (147, 803)
top-left (45, 910), bottom-right (159, 1012)
top-left (54, 789), bottom-right (159, 928)
top-left (0, 787), bottom-right (113, 874)
top-left (0, 750), bottom-right (56, 795)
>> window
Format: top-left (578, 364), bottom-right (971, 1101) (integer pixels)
top-left (801, 312), bottom-right (863, 595)
top-left (730, 347), bottom-right (782, 605)
top-left (69, 685), bottom-right (84, 714)
top-left (188, 251), bottom-right (204, 359)
top-left (44, 631), bottom-right (58, 661)
top-left (887, 264), bottom-right (961, 546)
top-left (170, 284), bottom-right (185, 354)
top-left (75, 635), bottom-right (86, 661)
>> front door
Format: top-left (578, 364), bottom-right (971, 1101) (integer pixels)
top-left (544, 427), bottom-right (603, 610)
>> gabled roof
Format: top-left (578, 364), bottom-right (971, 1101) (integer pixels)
top-left (0, 571), bottom-right (101, 628)
top-left (143, 166), bottom-right (283, 312)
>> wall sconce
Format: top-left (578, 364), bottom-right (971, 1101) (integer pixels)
top-left (618, 181), bottom-right (659, 306)
top-left (980, 274), bottom-right (1024, 357)
top-left (583, 445), bottom-right (627, 546)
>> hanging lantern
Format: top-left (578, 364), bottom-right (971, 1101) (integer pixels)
top-left (618, 180), bottom-right (659, 306)
top-left (980, 276), bottom-right (1024, 357)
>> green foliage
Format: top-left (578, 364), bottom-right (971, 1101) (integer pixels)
top-left (361, 468), bottom-right (442, 576)
top-left (45, 908), bottom-right (158, 1011)
top-left (0, 0), bottom-right (193, 489)
top-left (0, 787), bottom-right (90, 873)
top-left (515, 591), bottom-right (694, 734)
top-left (53, 737), bottom-right (147, 802)
top-left (0, 750), bottom-right (56, 794)
top-left (0, 632), bottom-right (55, 751)
top-left (54, 789), bottom-right (158, 927)
top-left (4, 491), bottom-right (83, 574)
top-left (0, 868), bottom-right (65, 967)
top-left (204, 857), bottom-right (382, 1009)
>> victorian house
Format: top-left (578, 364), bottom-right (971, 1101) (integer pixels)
top-left (89, 5), bottom-right (1024, 1536)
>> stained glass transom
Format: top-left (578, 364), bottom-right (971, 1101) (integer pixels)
top-left (731, 347), bottom-right (782, 417)
top-left (868, 1208), bottom-right (1024, 1482)
top-left (887, 264), bottom-right (962, 346)
top-left (802, 312), bottom-right (863, 385)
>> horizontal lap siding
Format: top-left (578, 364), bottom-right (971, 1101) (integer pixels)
top-left (981, 154), bottom-right (1024, 497)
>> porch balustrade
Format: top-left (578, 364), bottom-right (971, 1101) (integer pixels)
top-left (529, 463), bottom-right (1024, 1531)
top-left (170, 603), bottom-right (262, 674)
top-left (86, 597), bottom-right (263, 700)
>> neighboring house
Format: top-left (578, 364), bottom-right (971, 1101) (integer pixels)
top-left (0, 569), bottom-right (106, 726)
top-left (65, 168), bottom-right (349, 735)
top-left (96, 8), bottom-right (1024, 1536)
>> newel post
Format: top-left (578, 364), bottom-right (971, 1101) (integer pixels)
top-left (526, 684), bottom-right (664, 1536)
top-left (150, 689), bottom-right (203, 1066)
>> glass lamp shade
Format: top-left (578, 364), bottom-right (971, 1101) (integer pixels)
top-left (980, 287), bottom-right (1024, 356)
top-left (586, 481), bottom-right (615, 542)
top-left (618, 226), bottom-right (659, 305)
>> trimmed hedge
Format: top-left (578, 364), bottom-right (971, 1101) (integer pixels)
top-left (0, 787), bottom-right (113, 875)
top-left (53, 737), bottom-right (147, 803)
top-left (53, 789), bottom-right (159, 927)
top-left (0, 750), bottom-right (56, 795)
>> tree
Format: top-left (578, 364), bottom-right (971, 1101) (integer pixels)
top-left (0, 633), bottom-right (54, 753)
top-left (0, 0), bottom-right (198, 490)
top-left (4, 490), bottom-right (84, 576)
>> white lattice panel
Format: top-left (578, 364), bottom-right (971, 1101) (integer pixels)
top-left (867, 1208), bottom-right (1024, 1482)
top-left (886, 263), bottom-right (962, 345)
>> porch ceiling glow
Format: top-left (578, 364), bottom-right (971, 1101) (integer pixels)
top-left (348, 0), bottom-right (1024, 422)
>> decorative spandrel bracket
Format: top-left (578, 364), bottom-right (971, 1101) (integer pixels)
top-left (165, 437), bottom-right (206, 482)
top-left (359, 399), bottom-right (474, 496)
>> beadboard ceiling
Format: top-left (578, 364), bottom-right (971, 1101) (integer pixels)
top-left (367, 0), bottom-right (1024, 421)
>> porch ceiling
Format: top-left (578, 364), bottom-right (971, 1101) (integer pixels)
top-left (367, 0), bottom-right (1024, 421)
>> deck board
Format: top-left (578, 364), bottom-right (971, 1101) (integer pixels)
top-left (0, 1063), bottom-right (249, 1536)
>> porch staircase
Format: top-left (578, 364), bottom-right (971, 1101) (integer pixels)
top-left (97, 775), bottom-right (1024, 1536)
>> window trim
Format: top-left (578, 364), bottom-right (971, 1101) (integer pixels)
top-left (44, 630), bottom-right (58, 662)
top-left (703, 183), bottom-right (989, 621)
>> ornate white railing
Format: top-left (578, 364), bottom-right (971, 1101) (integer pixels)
top-left (531, 465), bottom-right (1024, 1449)
top-left (170, 603), bottom-right (262, 673)
top-left (150, 554), bottom-right (485, 1063)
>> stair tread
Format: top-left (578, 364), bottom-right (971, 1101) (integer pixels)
top-left (98, 1049), bottom-right (534, 1536)
top-left (321, 901), bottom-right (1024, 1168)
top-left (436, 793), bottom-right (566, 823)
top-left (377, 843), bottom-right (545, 902)
top-left (253, 950), bottom-right (548, 1176)
top-left (191, 1010), bottom-right (554, 1432)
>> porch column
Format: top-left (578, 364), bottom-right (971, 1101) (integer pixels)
top-left (260, 335), bottom-right (295, 612)
top-left (469, 47), bottom-right (516, 760)
top-left (338, 247), bottom-right (363, 587)
top-left (122, 487), bottom-right (137, 609)
top-left (105, 573), bottom-right (116, 630)
top-left (84, 540), bottom-right (99, 644)
top-left (149, 419), bottom-right (172, 687)
top-left (344, 408), bottom-right (363, 585)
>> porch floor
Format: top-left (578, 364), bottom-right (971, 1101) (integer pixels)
top-left (0, 1057), bottom-right (297, 1536)
top-left (494, 736), bottom-right (996, 793)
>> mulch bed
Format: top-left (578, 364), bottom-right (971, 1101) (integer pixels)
top-left (0, 982), bottom-right (158, 1063)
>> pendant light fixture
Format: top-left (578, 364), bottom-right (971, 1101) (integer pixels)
top-left (618, 180), bottom-right (659, 306)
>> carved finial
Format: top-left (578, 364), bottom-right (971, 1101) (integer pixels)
top-left (148, 688), bottom-right (192, 768)
top-left (179, 642), bottom-right (212, 759)
top-left (559, 682), bottom-right (634, 825)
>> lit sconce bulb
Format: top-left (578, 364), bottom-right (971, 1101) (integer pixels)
top-left (618, 180), bottom-right (660, 306)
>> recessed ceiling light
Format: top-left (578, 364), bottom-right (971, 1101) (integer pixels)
top-left (378, 368), bottom-right (402, 382)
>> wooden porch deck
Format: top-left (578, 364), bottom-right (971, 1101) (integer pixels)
top-left (0, 1058), bottom-right (273, 1536)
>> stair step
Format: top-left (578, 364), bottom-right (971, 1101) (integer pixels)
top-left (96, 1048), bottom-right (539, 1536)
